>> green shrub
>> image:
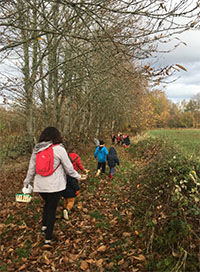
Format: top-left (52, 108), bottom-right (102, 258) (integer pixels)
top-left (129, 137), bottom-right (200, 271)
top-left (0, 135), bottom-right (33, 161)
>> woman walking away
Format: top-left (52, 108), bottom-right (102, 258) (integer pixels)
top-left (23, 127), bottom-right (81, 245)
top-left (107, 146), bottom-right (120, 179)
top-left (94, 140), bottom-right (108, 176)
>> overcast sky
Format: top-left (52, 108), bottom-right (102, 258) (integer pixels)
top-left (156, 29), bottom-right (200, 103)
top-left (1, 29), bottom-right (200, 105)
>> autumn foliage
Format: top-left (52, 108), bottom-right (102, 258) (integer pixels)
top-left (1, 133), bottom-right (199, 271)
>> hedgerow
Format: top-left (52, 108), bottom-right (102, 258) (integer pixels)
top-left (129, 137), bottom-right (200, 271)
top-left (0, 135), bottom-right (33, 161)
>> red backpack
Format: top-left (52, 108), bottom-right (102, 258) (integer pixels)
top-left (35, 144), bottom-right (60, 176)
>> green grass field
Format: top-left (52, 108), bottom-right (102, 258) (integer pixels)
top-left (147, 129), bottom-right (200, 159)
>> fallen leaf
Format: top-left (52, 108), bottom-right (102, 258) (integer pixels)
top-left (77, 202), bottom-right (83, 209)
top-left (127, 249), bottom-right (136, 256)
top-left (69, 253), bottom-right (79, 261)
top-left (97, 245), bottom-right (106, 252)
top-left (51, 264), bottom-right (56, 272)
top-left (133, 254), bottom-right (146, 261)
top-left (65, 239), bottom-right (70, 244)
top-left (43, 254), bottom-right (51, 264)
top-left (32, 241), bottom-right (40, 248)
top-left (62, 257), bottom-right (69, 264)
top-left (89, 251), bottom-right (96, 258)
top-left (80, 260), bottom-right (88, 270)
top-left (96, 258), bottom-right (103, 267)
top-left (118, 259), bottom-right (124, 265)
top-left (122, 232), bottom-right (131, 237)
top-left (106, 262), bottom-right (114, 269)
top-left (18, 264), bottom-right (26, 271)
top-left (8, 248), bottom-right (14, 253)
top-left (86, 259), bottom-right (95, 264)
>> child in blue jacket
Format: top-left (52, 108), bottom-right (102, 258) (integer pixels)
top-left (94, 140), bottom-right (108, 176)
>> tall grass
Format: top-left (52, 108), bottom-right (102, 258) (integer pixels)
top-left (148, 129), bottom-right (200, 159)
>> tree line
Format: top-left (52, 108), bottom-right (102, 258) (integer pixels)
top-left (0, 0), bottom-right (199, 143)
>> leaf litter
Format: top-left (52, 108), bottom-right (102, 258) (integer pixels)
top-left (0, 144), bottom-right (147, 271)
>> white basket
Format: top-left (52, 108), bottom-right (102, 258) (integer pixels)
top-left (80, 174), bottom-right (88, 181)
top-left (16, 193), bottom-right (32, 203)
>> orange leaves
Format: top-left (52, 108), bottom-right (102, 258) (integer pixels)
top-left (135, 230), bottom-right (139, 236)
top-left (118, 258), bottom-right (124, 265)
top-left (80, 260), bottom-right (89, 270)
top-left (43, 253), bottom-right (51, 265)
top-left (122, 232), bottom-right (131, 237)
top-left (37, 37), bottom-right (45, 41)
top-left (175, 64), bottom-right (187, 72)
top-left (0, 144), bottom-right (150, 271)
top-left (79, 258), bottom-right (104, 270)
top-left (18, 264), bottom-right (27, 271)
top-left (165, 63), bottom-right (187, 75)
top-left (96, 258), bottom-right (104, 267)
top-left (97, 245), bottom-right (107, 252)
top-left (132, 254), bottom-right (146, 261)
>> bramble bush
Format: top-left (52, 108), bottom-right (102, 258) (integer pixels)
top-left (129, 137), bottom-right (200, 272)
top-left (0, 135), bottom-right (33, 161)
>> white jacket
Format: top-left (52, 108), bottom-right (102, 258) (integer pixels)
top-left (23, 141), bottom-right (81, 193)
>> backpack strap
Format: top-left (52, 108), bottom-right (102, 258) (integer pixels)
top-left (71, 156), bottom-right (79, 163)
top-left (52, 144), bottom-right (61, 173)
top-left (53, 162), bottom-right (61, 172)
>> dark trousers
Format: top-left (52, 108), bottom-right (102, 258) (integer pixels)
top-left (97, 162), bottom-right (106, 173)
top-left (39, 191), bottom-right (61, 240)
top-left (109, 167), bottom-right (115, 175)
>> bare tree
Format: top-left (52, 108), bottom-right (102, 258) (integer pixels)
top-left (0, 0), bottom-right (199, 138)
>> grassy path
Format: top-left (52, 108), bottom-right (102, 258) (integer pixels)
top-left (0, 142), bottom-right (146, 272)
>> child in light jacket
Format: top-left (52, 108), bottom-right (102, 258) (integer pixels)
top-left (94, 140), bottom-right (108, 176)
top-left (107, 146), bottom-right (119, 179)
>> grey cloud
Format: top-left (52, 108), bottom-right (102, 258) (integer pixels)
top-left (153, 30), bottom-right (200, 102)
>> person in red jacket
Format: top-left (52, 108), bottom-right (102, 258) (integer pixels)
top-left (61, 147), bottom-right (88, 220)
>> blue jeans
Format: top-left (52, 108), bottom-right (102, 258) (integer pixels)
top-left (109, 167), bottom-right (115, 175)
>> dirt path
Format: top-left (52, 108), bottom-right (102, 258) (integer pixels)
top-left (0, 143), bottom-right (146, 272)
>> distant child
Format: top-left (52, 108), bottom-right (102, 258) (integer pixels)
top-left (107, 146), bottom-right (120, 179)
top-left (94, 137), bottom-right (100, 147)
top-left (111, 134), bottom-right (116, 144)
top-left (94, 140), bottom-right (108, 176)
top-left (123, 135), bottom-right (130, 148)
top-left (116, 133), bottom-right (121, 145)
top-left (61, 147), bottom-right (87, 220)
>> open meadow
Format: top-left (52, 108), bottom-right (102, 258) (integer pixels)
top-left (148, 129), bottom-right (200, 159)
